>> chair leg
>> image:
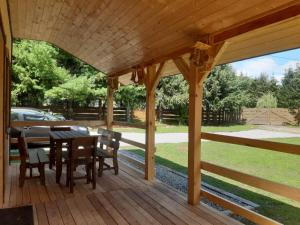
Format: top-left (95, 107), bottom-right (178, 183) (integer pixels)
top-left (30, 166), bottom-right (33, 178)
top-left (39, 164), bottom-right (46, 185)
top-left (70, 162), bottom-right (74, 193)
top-left (19, 164), bottom-right (26, 187)
top-left (113, 157), bottom-right (119, 175)
top-left (86, 164), bottom-right (91, 184)
top-left (92, 160), bottom-right (96, 189)
top-left (66, 162), bottom-right (70, 187)
top-left (98, 157), bottom-right (104, 177)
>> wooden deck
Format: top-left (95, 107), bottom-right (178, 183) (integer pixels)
top-left (2, 161), bottom-right (242, 225)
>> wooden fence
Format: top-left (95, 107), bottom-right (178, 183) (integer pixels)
top-left (21, 106), bottom-right (129, 121)
top-left (156, 108), bottom-right (241, 125)
top-left (241, 108), bottom-right (295, 125)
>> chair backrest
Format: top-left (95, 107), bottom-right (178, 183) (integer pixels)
top-left (98, 128), bottom-right (121, 153)
top-left (69, 136), bottom-right (98, 159)
top-left (50, 126), bottom-right (71, 131)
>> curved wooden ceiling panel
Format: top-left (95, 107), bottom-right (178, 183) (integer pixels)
top-left (8, 0), bottom-right (300, 76)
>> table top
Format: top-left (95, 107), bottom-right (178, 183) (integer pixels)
top-left (49, 130), bottom-right (92, 140)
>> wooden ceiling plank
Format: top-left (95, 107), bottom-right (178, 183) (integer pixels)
top-left (74, 0), bottom-right (127, 56)
top-left (108, 3), bottom-right (300, 76)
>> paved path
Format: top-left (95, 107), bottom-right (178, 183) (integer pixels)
top-left (119, 129), bottom-right (300, 147)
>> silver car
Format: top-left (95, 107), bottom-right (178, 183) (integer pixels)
top-left (11, 107), bottom-right (89, 138)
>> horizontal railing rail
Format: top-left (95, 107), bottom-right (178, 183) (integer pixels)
top-left (201, 190), bottom-right (282, 225)
top-left (200, 132), bottom-right (300, 224)
top-left (120, 137), bottom-right (146, 149)
top-left (201, 132), bottom-right (300, 155)
top-left (201, 161), bottom-right (300, 201)
top-left (113, 121), bottom-right (146, 129)
top-left (11, 120), bottom-right (106, 128)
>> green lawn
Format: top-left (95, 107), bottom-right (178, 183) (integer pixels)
top-left (114, 123), bottom-right (256, 133)
top-left (122, 137), bottom-right (300, 225)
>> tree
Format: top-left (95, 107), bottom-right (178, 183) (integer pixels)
top-left (204, 64), bottom-right (252, 112)
top-left (247, 73), bottom-right (278, 107)
top-left (12, 40), bottom-right (71, 105)
top-left (278, 64), bottom-right (300, 124)
top-left (256, 93), bottom-right (278, 108)
top-left (278, 64), bottom-right (300, 109)
top-left (45, 74), bottom-right (106, 107)
top-left (156, 75), bottom-right (189, 124)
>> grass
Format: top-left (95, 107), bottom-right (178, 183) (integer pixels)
top-left (121, 137), bottom-right (300, 225)
top-left (114, 123), bottom-right (256, 133)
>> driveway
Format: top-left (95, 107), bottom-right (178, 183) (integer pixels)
top-left (120, 129), bottom-right (300, 147)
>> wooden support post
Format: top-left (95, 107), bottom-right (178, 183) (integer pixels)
top-left (107, 78), bottom-right (118, 130)
top-left (107, 86), bottom-right (113, 130)
top-left (187, 64), bottom-right (204, 205)
top-left (181, 41), bottom-right (227, 205)
top-left (144, 62), bottom-right (165, 181)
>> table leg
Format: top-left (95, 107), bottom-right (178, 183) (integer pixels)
top-left (56, 141), bottom-right (63, 183)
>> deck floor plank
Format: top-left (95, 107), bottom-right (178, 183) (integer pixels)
top-left (3, 163), bottom-right (242, 225)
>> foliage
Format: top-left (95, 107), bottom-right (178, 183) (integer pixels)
top-left (115, 85), bottom-right (146, 109)
top-left (156, 75), bottom-right (189, 124)
top-left (45, 75), bottom-right (106, 107)
top-left (278, 64), bottom-right (300, 109)
top-left (248, 73), bottom-right (279, 107)
top-left (256, 92), bottom-right (278, 108)
top-left (204, 65), bottom-right (252, 112)
top-left (277, 64), bottom-right (300, 124)
top-left (12, 40), bottom-right (70, 105)
top-left (12, 39), bottom-right (104, 107)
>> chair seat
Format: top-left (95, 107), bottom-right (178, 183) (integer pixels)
top-left (28, 148), bottom-right (49, 164)
top-left (96, 147), bottom-right (114, 158)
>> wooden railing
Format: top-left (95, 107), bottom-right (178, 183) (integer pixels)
top-left (200, 132), bottom-right (300, 225)
top-left (113, 121), bottom-right (146, 129)
top-left (11, 120), bottom-right (106, 128)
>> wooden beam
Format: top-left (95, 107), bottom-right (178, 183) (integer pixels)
top-left (145, 64), bottom-right (156, 181)
top-left (173, 57), bottom-right (190, 81)
top-left (151, 61), bottom-right (165, 93)
top-left (202, 161), bottom-right (300, 202)
top-left (201, 132), bottom-right (300, 155)
top-left (202, 190), bottom-right (282, 225)
top-left (212, 4), bottom-right (300, 44)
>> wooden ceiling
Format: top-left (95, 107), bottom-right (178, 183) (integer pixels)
top-left (8, 0), bottom-right (300, 82)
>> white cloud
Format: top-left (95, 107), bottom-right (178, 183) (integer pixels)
top-left (231, 57), bottom-right (299, 82)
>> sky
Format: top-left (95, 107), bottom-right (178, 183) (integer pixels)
top-left (230, 48), bottom-right (300, 82)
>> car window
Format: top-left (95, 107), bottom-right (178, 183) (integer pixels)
top-left (11, 112), bottom-right (19, 121)
top-left (24, 114), bottom-right (45, 121)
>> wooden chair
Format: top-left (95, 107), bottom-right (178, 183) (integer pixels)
top-left (65, 136), bottom-right (98, 193)
top-left (49, 126), bottom-right (71, 169)
top-left (17, 136), bottom-right (49, 187)
top-left (97, 129), bottom-right (121, 176)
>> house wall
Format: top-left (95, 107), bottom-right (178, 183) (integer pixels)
top-left (0, 0), bottom-right (12, 204)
